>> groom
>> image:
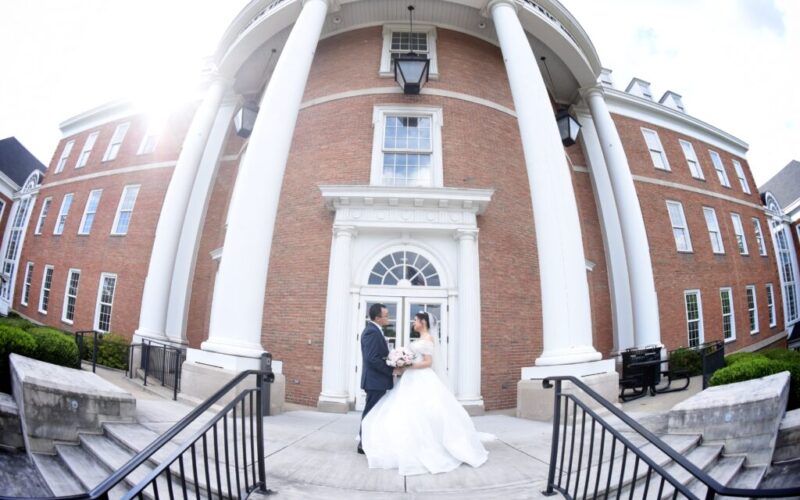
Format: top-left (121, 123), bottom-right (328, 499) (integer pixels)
top-left (358, 303), bottom-right (395, 454)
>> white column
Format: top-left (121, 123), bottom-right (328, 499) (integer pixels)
top-left (318, 225), bottom-right (355, 412)
top-left (456, 229), bottom-right (484, 411)
top-left (585, 87), bottom-right (661, 347)
top-left (136, 77), bottom-right (228, 343)
top-left (164, 100), bottom-right (238, 343)
top-left (202, 0), bottom-right (330, 359)
top-left (576, 109), bottom-right (635, 353)
top-left (490, 0), bottom-right (600, 366)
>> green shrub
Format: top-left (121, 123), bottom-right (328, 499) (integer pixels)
top-left (82, 332), bottom-right (129, 370)
top-left (0, 316), bottom-right (36, 331)
top-left (668, 347), bottom-right (702, 376)
top-left (0, 325), bottom-right (37, 392)
top-left (27, 327), bottom-right (80, 369)
top-left (710, 353), bottom-right (800, 410)
top-left (762, 349), bottom-right (800, 364)
top-left (724, 351), bottom-right (765, 366)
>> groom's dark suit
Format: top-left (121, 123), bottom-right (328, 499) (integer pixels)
top-left (359, 320), bottom-right (394, 452)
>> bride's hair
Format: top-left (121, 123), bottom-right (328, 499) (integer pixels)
top-left (415, 311), bottom-right (430, 331)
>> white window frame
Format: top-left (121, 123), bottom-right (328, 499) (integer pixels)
top-left (753, 217), bottom-right (767, 256)
top-left (21, 262), bottom-right (33, 306)
top-left (38, 265), bottom-right (54, 314)
top-left (379, 24), bottom-right (438, 79)
top-left (732, 159), bottom-right (750, 194)
top-left (62, 268), bottom-right (81, 324)
top-left (75, 131), bottom-right (99, 169)
top-left (766, 283), bottom-right (777, 327)
top-left (666, 200), bottom-right (692, 252)
top-left (641, 128), bottom-right (670, 171)
top-left (679, 139), bottom-right (704, 179)
top-left (34, 197), bottom-right (52, 235)
top-left (773, 223), bottom-right (799, 325)
top-left (78, 189), bottom-right (103, 235)
top-left (53, 193), bottom-right (74, 235)
top-left (720, 287), bottom-right (735, 342)
top-left (745, 285), bottom-right (758, 334)
top-left (684, 290), bottom-right (704, 348)
top-left (709, 150), bottom-right (731, 187)
top-left (54, 140), bottom-right (74, 174)
top-left (137, 124), bottom-right (160, 155)
top-left (102, 122), bottom-right (130, 162)
top-left (702, 207), bottom-right (725, 254)
top-left (731, 213), bottom-right (748, 255)
top-left (370, 105), bottom-right (443, 188)
top-left (94, 272), bottom-right (117, 332)
top-left (111, 185), bottom-right (140, 235)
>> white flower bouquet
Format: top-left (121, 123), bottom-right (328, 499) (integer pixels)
top-left (385, 346), bottom-right (415, 368)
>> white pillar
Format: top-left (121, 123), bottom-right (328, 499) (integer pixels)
top-left (164, 100), bottom-right (238, 344)
top-left (490, 0), bottom-right (600, 366)
top-left (202, 0), bottom-right (330, 359)
top-left (318, 225), bottom-right (355, 413)
top-left (585, 87), bottom-right (661, 347)
top-left (136, 77), bottom-right (228, 343)
top-left (456, 229), bottom-right (484, 412)
top-left (575, 109), bottom-right (635, 353)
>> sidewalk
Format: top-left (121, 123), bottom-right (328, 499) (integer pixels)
top-left (100, 368), bottom-right (704, 499)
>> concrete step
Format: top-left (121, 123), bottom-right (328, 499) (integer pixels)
top-left (685, 455), bottom-right (745, 498)
top-left (722, 464), bottom-right (766, 491)
top-left (30, 452), bottom-right (84, 497)
top-left (56, 442), bottom-right (129, 499)
top-left (621, 442), bottom-right (723, 499)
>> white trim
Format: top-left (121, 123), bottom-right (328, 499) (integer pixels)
top-left (38, 264), bottom-right (54, 314)
top-left (370, 105), bottom-right (444, 188)
top-left (54, 140), bottom-right (75, 174)
top-left (632, 175), bottom-right (764, 210)
top-left (94, 272), bottom-right (117, 332)
top-left (53, 193), bottom-right (74, 235)
top-left (111, 184), bottom-right (141, 235)
top-left (684, 289), bottom-right (704, 347)
top-left (709, 150), bottom-right (731, 188)
top-left (61, 268), bottom-right (81, 325)
top-left (678, 139), bottom-right (704, 180)
top-left (731, 159), bottom-right (750, 194)
top-left (720, 287), bottom-right (735, 342)
top-left (21, 262), bottom-right (33, 306)
top-left (746, 285), bottom-right (758, 335)
top-left (766, 283), bottom-right (777, 328)
top-left (59, 99), bottom-right (134, 137)
top-left (39, 161), bottom-right (175, 190)
top-left (702, 207), bottom-right (724, 254)
top-left (731, 213), bottom-right (749, 255)
top-left (75, 131), bottom-right (99, 169)
top-left (666, 200), bottom-right (692, 252)
top-left (641, 127), bottom-right (670, 171)
top-left (78, 189), bottom-right (103, 235)
top-left (379, 24), bottom-right (438, 79)
top-left (137, 124), bottom-right (160, 155)
top-left (753, 217), bottom-right (768, 256)
top-left (34, 196), bottom-right (52, 235)
top-left (102, 122), bottom-right (130, 162)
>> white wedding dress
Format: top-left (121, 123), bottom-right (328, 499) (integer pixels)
top-left (361, 339), bottom-right (489, 475)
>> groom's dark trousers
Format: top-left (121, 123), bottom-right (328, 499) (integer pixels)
top-left (359, 322), bottom-right (394, 446)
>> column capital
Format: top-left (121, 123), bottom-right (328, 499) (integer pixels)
top-left (486, 0), bottom-right (518, 14)
top-left (333, 224), bottom-right (357, 238)
top-left (454, 228), bottom-right (479, 241)
top-left (580, 85), bottom-right (606, 100)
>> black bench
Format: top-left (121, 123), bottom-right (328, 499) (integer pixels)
top-left (619, 345), bottom-right (661, 401)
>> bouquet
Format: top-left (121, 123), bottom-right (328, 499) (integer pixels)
top-left (385, 347), bottom-right (415, 368)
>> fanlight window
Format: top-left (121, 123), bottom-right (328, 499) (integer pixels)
top-left (369, 251), bottom-right (440, 286)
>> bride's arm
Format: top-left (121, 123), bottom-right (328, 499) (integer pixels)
top-left (411, 354), bottom-right (433, 369)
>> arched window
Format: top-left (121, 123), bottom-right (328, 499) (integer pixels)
top-left (368, 250), bottom-right (440, 286)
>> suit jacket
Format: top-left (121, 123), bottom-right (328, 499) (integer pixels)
top-left (360, 322), bottom-right (394, 391)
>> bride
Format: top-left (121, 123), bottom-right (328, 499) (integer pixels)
top-left (361, 311), bottom-right (489, 475)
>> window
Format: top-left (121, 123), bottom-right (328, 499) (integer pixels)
top-left (732, 160), bottom-right (750, 194)
top-left (54, 140), bottom-right (74, 174)
top-left (137, 123), bottom-right (160, 155)
top-left (774, 226), bottom-right (799, 323)
top-left (641, 128), bottom-right (670, 171)
top-left (767, 283), bottom-right (777, 327)
top-left (102, 122), bottom-right (130, 162)
top-left (709, 151), bottom-right (730, 187)
top-left (746, 285), bottom-right (758, 334)
top-left (1, 198), bottom-right (31, 302)
top-left (78, 189), bottom-right (103, 235)
top-left (379, 25), bottom-right (438, 79)
top-left (666, 201), bottom-right (692, 252)
top-left (111, 185), bottom-right (140, 235)
top-left (39, 265), bottom-right (54, 314)
top-left (53, 193), bottom-right (74, 235)
top-left (730, 213), bottom-right (748, 255)
top-left (34, 197), bottom-right (52, 235)
top-left (21, 262), bottom-right (33, 306)
top-left (720, 287), bottom-right (735, 341)
top-left (371, 106), bottom-right (443, 187)
top-left (684, 290), bottom-right (704, 348)
top-left (76, 131), bottom-right (99, 168)
top-left (94, 273), bottom-right (117, 332)
top-left (62, 269), bottom-right (80, 324)
top-left (753, 218), bottom-right (767, 256)
top-left (679, 140), bottom-right (704, 179)
top-left (368, 250), bottom-right (440, 286)
top-left (703, 207), bottom-right (724, 254)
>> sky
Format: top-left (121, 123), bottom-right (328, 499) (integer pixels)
top-left (0, 0), bottom-right (797, 186)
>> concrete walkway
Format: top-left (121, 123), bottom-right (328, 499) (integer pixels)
top-left (100, 368), bottom-right (704, 500)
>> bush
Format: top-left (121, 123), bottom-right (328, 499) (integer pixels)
top-left (710, 352), bottom-right (800, 410)
top-left (82, 332), bottom-right (129, 370)
top-left (0, 325), bottom-right (37, 392)
top-left (0, 316), bottom-right (35, 331)
top-left (724, 351), bottom-right (766, 366)
top-left (668, 347), bottom-right (702, 376)
top-left (27, 327), bottom-right (80, 369)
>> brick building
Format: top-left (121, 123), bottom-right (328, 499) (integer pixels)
top-left (6, 0), bottom-right (795, 412)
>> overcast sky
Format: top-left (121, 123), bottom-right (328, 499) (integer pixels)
top-left (0, 0), bottom-right (797, 186)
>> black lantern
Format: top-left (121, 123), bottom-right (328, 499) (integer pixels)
top-left (394, 6), bottom-right (430, 95)
top-left (234, 100), bottom-right (259, 138)
top-left (556, 108), bottom-right (581, 147)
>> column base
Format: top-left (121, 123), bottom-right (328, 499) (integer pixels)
top-left (317, 393), bottom-right (350, 414)
top-left (535, 346), bottom-right (602, 366)
top-left (133, 327), bottom-right (171, 345)
top-left (197, 340), bottom-right (265, 364)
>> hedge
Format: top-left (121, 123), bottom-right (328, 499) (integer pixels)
top-left (668, 347), bottom-right (702, 376)
top-left (0, 315), bottom-right (35, 331)
top-left (82, 333), bottom-right (129, 370)
top-left (27, 327), bottom-right (80, 369)
top-left (710, 349), bottom-right (800, 410)
top-left (0, 325), bottom-right (37, 392)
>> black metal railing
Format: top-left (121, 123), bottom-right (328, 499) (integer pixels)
top-left (73, 330), bottom-right (103, 373)
top-left (2, 353), bottom-right (275, 500)
top-left (543, 375), bottom-right (800, 499)
top-left (128, 339), bottom-right (186, 400)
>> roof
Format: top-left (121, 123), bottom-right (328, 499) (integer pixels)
top-left (759, 160), bottom-right (800, 209)
top-left (0, 137), bottom-right (46, 188)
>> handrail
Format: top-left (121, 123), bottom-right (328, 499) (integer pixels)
top-left (543, 375), bottom-right (800, 498)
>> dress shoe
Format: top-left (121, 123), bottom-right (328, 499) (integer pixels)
top-left (357, 445), bottom-right (365, 455)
